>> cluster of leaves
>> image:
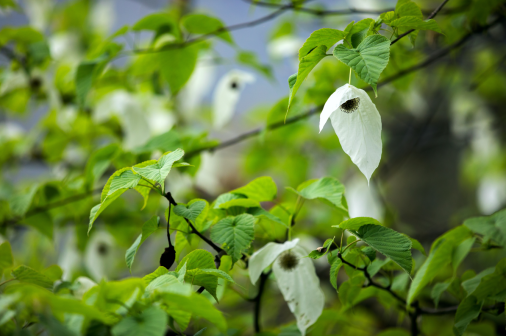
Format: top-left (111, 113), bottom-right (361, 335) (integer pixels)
top-left (1, 0), bottom-right (506, 335)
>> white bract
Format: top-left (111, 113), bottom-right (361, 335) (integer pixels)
top-left (212, 69), bottom-right (255, 129)
top-left (320, 84), bottom-right (382, 183)
top-left (249, 239), bottom-right (324, 336)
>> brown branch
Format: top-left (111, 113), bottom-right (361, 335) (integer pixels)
top-left (390, 0), bottom-right (450, 45)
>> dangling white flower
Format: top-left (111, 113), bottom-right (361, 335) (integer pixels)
top-left (249, 239), bottom-right (324, 336)
top-left (320, 84), bottom-right (382, 183)
top-left (212, 69), bottom-right (255, 129)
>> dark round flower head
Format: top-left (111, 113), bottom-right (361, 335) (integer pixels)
top-left (340, 97), bottom-right (361, 114)
top-left (278, 250), bottom-right (299, 271)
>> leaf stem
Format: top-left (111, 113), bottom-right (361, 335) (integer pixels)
top-left (0, 278), bottom-right (15, 287)
top-left (349, 67), bottom-right (352, 84)
top-left (342, 239), bottom-right (360, 253)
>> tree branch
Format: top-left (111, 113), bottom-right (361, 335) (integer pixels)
top-left (164, 192), bottom-right (223, 253)
top-left (244, 0), bottom-right (465, 17)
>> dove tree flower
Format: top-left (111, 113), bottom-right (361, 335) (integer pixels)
top-left (213, 69), bottom-right (255, 129)
top-left (249, 239), bottom-right (324, 336)
top-left (319, 84), bottom-right (382, 183)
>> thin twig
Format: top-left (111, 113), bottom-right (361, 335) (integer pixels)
top-left (164, 192), bottom-right (223, 253)
top-left (244, 0), bottom-right (465, 17)
top-left (390, 0), bottom-right (450, 45)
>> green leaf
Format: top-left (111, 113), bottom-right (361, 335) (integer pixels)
top-left (143, 267), bottom-right (170, 285)
top-left (0, 241), bottom-right (14, 275)
top-left (431, 282), bottom-right (450, 308)
top-left (307, 239), bottom-right (333, 259)
top-left (350, 224), bottom-right (412, 275)
top-left (247, 207), bottom-right (289, 229)
top-left (408, 236), bottom-right (426, 256)
top-left (175, 250), bottom-right (219, 300)
top-left (145, 274), bottom-right (180, 294)
top-left (343, 19), bottom-right (375, 48)
top-left (88, 189), bottom-right (125, 235)
top-left (125, 216), bottom-right (160, 272)
top-left (159, 290), bottom-right (227, 332)
top-left (329, 258), bottom-right (342, 291)
top-left (181, 14), bottom-right (233, 44)
top-left (111, 306), bottom-right (167, 336)
top-left (11, 265), bottom-right (53, 290)
top-left (42, 265), bottom-right (63, 282)
top-left (287, 45), bottom-right (327, 114)
top-left (9, 185), bottom-right (38, 216)
top-left (452, 237), bottom-right (475, 272)
top-left (287, 177), bottom-right (348, 214)
top-left (174, 201), bottom-right (206, 222)
top-left (133, 13), bottom-right (175, 31)
top-left (108, 169), bottom-right (142, 196)
top-left (231, 176), bottom-right (277, 202)
top-left (407, 226), bottom-right (473, 305)
top-left (237, 51), bottom-right (273, 79)
top-left (75, 60), bottom-right (102, 106)
top-left (24, 212), bottom-right (53, 241)
top-left (298, 28), bottom-right (345, 60)
top-left (333, 34), bottom-right (390, 96)
top-left (469, 258), bottom-right (506, 300)
top-left (159, 46), bottom-right (198, 94)
top-left (185, 269), bottom-right (234, 283)
top-left (336, 217), bottom-right (381, 231)
top-left (211, 214), bottom-right (256, 264)
top-left (218, 198), bottom-right (261, 209)
top-left (461, 267), bottom-right (495, 296)
top-left (464, 208), bottom-right (506, 246)
top-left (177, 262), bottom-right (187, 283)
top-left (133, 149), bottom-right (185, 189)
top-left (85, 144), bottom-right (120, 189)
top-left (453, 296), bottom-right (483, 336)
top-left (390, 17), bottom-right (442, 34)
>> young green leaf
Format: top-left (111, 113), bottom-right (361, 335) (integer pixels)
top-left (333, 35), bottom-right (390, 96)
top-left (407, 226), bottom-right (473, 305)
top-left (453, 296), bottom-right (483, 336)
top-left (287, 177), bottom-right (348, 214)
top-left (133, 149), bottom-right (185, 190)
top-left (125, 216), bottom-right (160, 272)
top-left (287, 45), bottom-right (327, 116)
top-left (210, 214), bottom-right (256, 263)
top-left (336, 217), bottom-right (382, 231)
top-left (174, 201), bottom-right (206, 222)
top-left (350, 224), bottom-right (412, 275)
top-left (159, 46), bottom-right (198, 94)
top-left (111, 306), bottom-right (167, 336)
top-left (0, 241), bottom-right (14, 275)
top-left (182, 14), bottom-right (233, 44)
top-left (176, 249), bottom-right (219, 300)
top-left (231, 176), bottom-right (277, 202)
top-left (298, 28), bottom-right (345, 60)
top-left (390, 17), bottom-right (442, 34)
top-left (11, 265), bottom-right (54, 290)
top-left (463, 208), bottom-right (506, 246)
